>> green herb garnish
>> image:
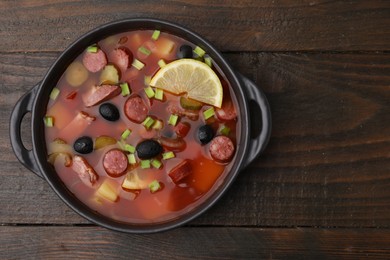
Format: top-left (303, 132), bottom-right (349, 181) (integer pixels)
top-left (142, 116), bottom-right (155, 129)
top-left (193, 46), bottom-right (206, 57)
top-left (132, 59), bottom-right (145, 70)
top-left (203, 107), bottom-right (215, 120)
top-left (128, 154), bottom-right (136, 164)
top-left (138, 46), bottom-right (151, 56)
top-left (50, 88), bottom-right (60, 100)
top-left (120, 82), bottom-right (131, 96)
top-left (144, 86), bottom-right (155, 99)
top-left (155, 88), bottom-right (164, 100)
top-left (44, 116), bottom-right (54, 127)
top-left (121, 129), bottom-right (132, 140)
top-left (152, 30), bottom-right (160, 40)
top-left (141, 160), bottom-right (151, 169)
top-left (149, 180), bottom-right (161, 193)
top-left (162, 151), bottom-right (175, 160)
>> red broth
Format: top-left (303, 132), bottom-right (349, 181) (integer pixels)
top-left (44, 30), bottom-right (239, 223)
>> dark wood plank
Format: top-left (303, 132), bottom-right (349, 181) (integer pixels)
top-left (0, 226), bottom-right (389, 259)
top-left (1, 52), bottom-right (389, 226)
top-left (1, 0), bottom-right (390, 52)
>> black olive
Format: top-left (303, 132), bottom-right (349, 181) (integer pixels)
top-left (136, 139), bottom-right (163, 159)
top-left (73, 136), bottom-right (93, 154)
top-left (197, 124), bottom-right (214, 144)
top-left (99, 103), bottom-right (120, 121)
top-left (177, 45), bottom-right (193, 59)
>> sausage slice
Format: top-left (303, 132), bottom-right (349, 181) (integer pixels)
top-left (209, 136), bottom-right (235, 162)
top-left (82, 49), bottom-right (107, 73)
top-left (124, 95), bottom-right (148, 123)
top-left (103, 149), bottom-right (128, 177)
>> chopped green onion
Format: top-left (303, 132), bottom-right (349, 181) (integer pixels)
top-left (155, 88), bottom-right (164, 100)
top-left (168, 114), bottom-right (179, 126)
top-left (50, 87), bottom-right (60, 100)
top-left (158, 59), bottom-right (166, 68)
top-left (86, 45), bottom-right (98, 53)
top-left (124, 144), bottom-right (135, 153)
top-left (128, 154), bottom-right (136, 164)
top-left (132, 59), bottom-right (145, 70)
top-left (121, 129), bottom-right (132, 140)
top-left (152, 30), bottom-right (160, 40)
top-left (138, 46), bottom-right (151, 56)
top-left (149, 180), bottom-right (161, 193)
top-left (120, 82), bottom-right (131, 96)
top-left (142, 116), bottom-right (155, 129)
top-left (140, 160), bottom-right (151, 169)
top-left (117, 140), bottom-right (125, 150)
top-left (193, 46), bottom-right (206, 57)
top-left (219, 125), bottom-right (231, 136)
top-left (204, 56), bottom-right (212, 67)
top-left (44, 116), bottom-right (54, 127)
top-left (203, 107), bottom-right (215, 120)
top-left (144, 86), bottom-right (155, 99)
top-left (162, 151), bottom-right (175, 160)
top-left (152, 120), bottom-right (163, 130)
top-left (151, 159), bottom-right (162, 169)
top-left (144, 75), bottom-right (152, 86)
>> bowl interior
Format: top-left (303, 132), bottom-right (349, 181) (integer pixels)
top-left (32, 18), bottom-right (250, 233)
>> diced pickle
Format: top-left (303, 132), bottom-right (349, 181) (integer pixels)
top-left (94, 136), bottom-right (117, 150)
top-left (180, 97), bottom-right (202, 110)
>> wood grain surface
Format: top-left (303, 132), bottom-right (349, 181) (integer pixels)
top-left (1, 227), bottom-right (389, 259)
top-left (0, 0), bottom-right (389, 52)
top-left (1, 0), bottom-right (389, 258)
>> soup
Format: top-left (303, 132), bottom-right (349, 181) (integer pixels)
top-left (44, 30), bottom-right (239, 223)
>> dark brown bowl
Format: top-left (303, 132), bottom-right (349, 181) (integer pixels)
top-left (10, 18), bottom-right (271, 233)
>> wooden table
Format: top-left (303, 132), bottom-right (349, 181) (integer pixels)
top-left (1, 1), bottom-right (389, 259)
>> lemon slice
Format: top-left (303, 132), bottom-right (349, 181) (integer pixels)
top-left (150, 59), bottom-right (223, 108)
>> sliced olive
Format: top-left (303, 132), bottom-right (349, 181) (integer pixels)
top-left (197, 124), bottom-right (214, 144)
top-left (99, 103), bottom-right (120, 121)
top-left (74, 136), bottom-right (94, 154)
top-left (177, 45), bottom-right (193, 59)
top-left (136, 139), bottom-right (163, 159)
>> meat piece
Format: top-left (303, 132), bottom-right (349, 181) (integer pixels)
top-left (66, 90), bottom-right (77, 100)
top-left (167, 104), bottom-right (199, 121)
top-left (79, 111), bottom-right (96, 122)
top-left (209, 136), bottom-right (235, 162)
top-left (72, 155), bottom-right (98, 187)
top-left (110, 48), bottom-right (132, 71)
top-left (124, 95), bottom-right (148, 123)
top-left (159, 136), bottom-right (186, 152)
top-left (84, 85), bottom-right (121, 107)
top-left (82, 49), bottom-right (107, 73)
top-left (168, 160), bottom-right (192, 184)
top-left (174, 122), bottom-right (190, 137)
top-left (103, 149), bottom-right (128, 177)
top-left (216, 100), bottom-right (237, 121)
top-left (58, 111), bottom-right (95, 141)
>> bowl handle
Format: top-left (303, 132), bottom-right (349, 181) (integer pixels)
top-left (237, 73), bottom-right (272, 168)
top-left (9, 84), bottom-right (42, 178)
